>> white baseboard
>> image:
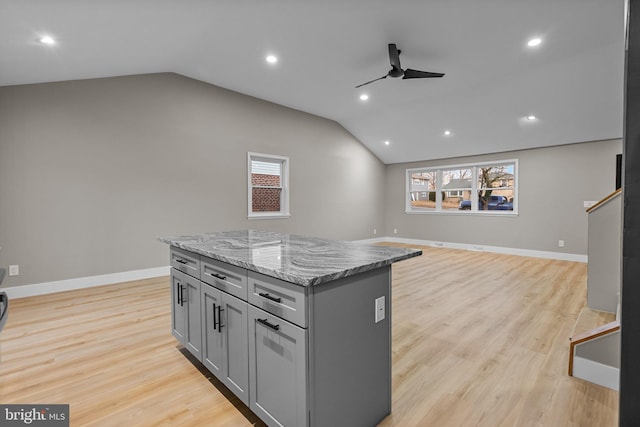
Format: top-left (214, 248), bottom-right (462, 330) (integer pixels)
top-left (354, 236), bottom-right (587, 263)
top-left (573, 356), bottom-right (620, 390)
top-left (2, 266), bottom-right (170, 299)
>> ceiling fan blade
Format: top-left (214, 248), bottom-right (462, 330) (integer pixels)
top-left (388, 43), bottom-right (402, 71)
top-left (403, 69), bottom-right (445, 79)
top-left (355, 74), bottom-right (388, 88)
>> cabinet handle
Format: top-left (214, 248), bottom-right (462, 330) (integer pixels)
top-left (175, 259), bottom-right (188, 265)
top-left (258, 292), bottom-right (282, 303)
top-left (209, 272), bottom-right (227, 281)
top-left (177, 284), bottom-right (185, 306)
top-left (217, 306), bottom-right (224, 333)
top-left (213, 303), bottom-right (218, 331)
top-left (257, 318), bottom-right (280, 331)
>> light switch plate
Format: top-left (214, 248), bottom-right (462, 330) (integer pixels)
top-left (8, 265), bottom-right (19, 276)
top-left (375, 296), bottom-right (385, 323)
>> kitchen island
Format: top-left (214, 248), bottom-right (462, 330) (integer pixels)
top-left (159, 230), bottom-right (421, 427)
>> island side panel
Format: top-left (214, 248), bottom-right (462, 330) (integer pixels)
top-left (309, 266), bottom-right (391, 427)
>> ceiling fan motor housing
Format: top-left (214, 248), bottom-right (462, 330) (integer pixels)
top-left (389, 67), bottom-right (404, 78)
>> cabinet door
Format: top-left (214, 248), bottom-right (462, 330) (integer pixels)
top-left (221, 293), bottom-right (249, 405)
top-left (201, 284), bottom-right (224, 377)
top-left (171, 269), bottom-right (187, 344)
top-left (248, 306), bottom-right (308, 427)
top-left (184, 275), bottom-right (202, 360)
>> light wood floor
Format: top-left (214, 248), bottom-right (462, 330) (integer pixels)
top-left (0, 247), bottom-right (618, 426)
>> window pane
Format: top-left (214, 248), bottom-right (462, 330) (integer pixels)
top-left (478, 164), bottom-right (514, 189)
top-left (251, 160), bottom-right (281, 187)
top-left (252, 188), bottom-right (282, 212)
top-left (410, 171), bottom-right (437, 209)
top-left (442, 168), bottom-right (472, 211)
top-left (410, 171), bottom-right (436, 191)
top-left (410, 191), bottom-right (437, 209)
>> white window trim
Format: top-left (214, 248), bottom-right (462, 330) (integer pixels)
top-left (248, 152), bottom-right (290, 219)
top-left (405, 159), bottom-right (518, 215)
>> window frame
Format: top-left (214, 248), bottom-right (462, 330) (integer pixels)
top-left (247, 152), bottom-right (290, 219)
top-left (405, 159), bottom-right (518, 215)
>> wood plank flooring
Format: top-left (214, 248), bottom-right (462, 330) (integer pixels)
top-left (0, 247), bottom-right (618, 426)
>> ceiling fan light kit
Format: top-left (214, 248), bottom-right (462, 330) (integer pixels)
top-left (355, 43), bottom-right (444, 88)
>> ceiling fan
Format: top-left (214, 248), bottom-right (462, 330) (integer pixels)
top-left (355, 43), bottom-right (444, 88)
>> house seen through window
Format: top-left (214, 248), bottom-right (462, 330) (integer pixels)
top-left (407, 160), bottom-right (517, 214)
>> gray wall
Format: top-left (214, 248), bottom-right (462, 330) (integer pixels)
top-left (385, 139), bottom-right (622, 255)
top-left (0, 73), bottom-right (386, 287)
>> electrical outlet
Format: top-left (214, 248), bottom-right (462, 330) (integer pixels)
top-left (9, 265), bottom-right (19, 276)
top-left (373, 229), bottom-right (377, 235)
top-left (375, 296), bottom-right (385, 323)
top-left (558, 240), bottom-right (565, 247)
top-left (393, 228), bottom-right (398, 234)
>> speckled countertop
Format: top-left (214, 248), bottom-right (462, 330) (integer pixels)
top-left (159, 230), bottom-right (421, 286)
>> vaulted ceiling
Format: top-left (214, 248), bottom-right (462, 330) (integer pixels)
top-left (0, 0), bottom-right (625, 164)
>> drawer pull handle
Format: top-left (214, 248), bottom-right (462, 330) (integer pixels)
top-left (209, 272), bottom-right (227, 281)
top-left (257, 318), bottom-right (280, 331)
top-left (213, 303), bottom-right (218, 331)
top-left (212, 303), bottom-right (224, 331)
top-left (258, 292), bottom-right (282, 303)
top-left (177, 283), bottom-right (183, 305)
top-left (179, 284), bottom-right (186, 306)
top-left (217, 306), bottom-right (224, 333)
top-left (175, 259), bottom-right (188, 265)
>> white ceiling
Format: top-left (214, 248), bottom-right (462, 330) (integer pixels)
top-left (0, 0), bottom-right (625, 164)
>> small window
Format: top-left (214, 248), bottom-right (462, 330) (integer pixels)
top-left (248, 153), bottom-right (290, 219)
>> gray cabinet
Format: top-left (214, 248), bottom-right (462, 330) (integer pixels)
top-left (201, 284), bottom-right (224, 376)
top-left (171, 271), bottom-right (186, 343)
top-left (201, 283), bottom-right (249, 405)
top-left (248, 305), bottom-right (308, 427)
top-left (171, 268), bottom-right (202, 360)
top-left (169, 247), bottom-right (393, 427)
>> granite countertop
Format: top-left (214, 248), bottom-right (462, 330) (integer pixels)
top-left (159, 230), bottom-right (421, 286)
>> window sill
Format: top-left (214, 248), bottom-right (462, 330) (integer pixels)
top-left (248, 213), bottom-right (291, 220)
top-left (405, 210), bottom-right (518, 217)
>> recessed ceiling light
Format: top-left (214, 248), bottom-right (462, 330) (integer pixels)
top-left (384, 140), bottom-right (390, 146)
top-left (444, 130), bottom-right (451, 136)
top-left (527, 38), bottom-right (542, 47)
top-left (526, 115), bottom-right (537, 121)
top-left (266, 55), bottom-right (278, 64)
top-left (359, 94), bottom-right (369, 101)
top-left (39, 35), bottom-right (55, 45)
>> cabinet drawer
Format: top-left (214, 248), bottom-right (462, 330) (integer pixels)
top-left (201, 257), bottom-right (248, 301)
top-left (170, 247), bottom-right (200, 279)
top-left (248, 271), bottom-right (307, 328)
